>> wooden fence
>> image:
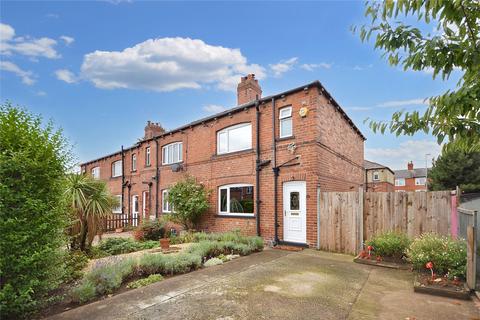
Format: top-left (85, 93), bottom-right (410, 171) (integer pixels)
top-left (363, 191), bottom-right (451, 240)
top-left (319, 190), bottom-right (452, 254)
top-left (103, 214), bottom-right (139, 231)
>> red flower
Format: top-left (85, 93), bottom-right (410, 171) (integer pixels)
top-left (426, 261), bottom-right (433, 269)
top-left (367, 245), bottom-right (373, 251)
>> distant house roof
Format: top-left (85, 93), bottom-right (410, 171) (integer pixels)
top-left (394, 168), bottom-right (429, 179)
top-left (364, 160), bottom-right (394, 175)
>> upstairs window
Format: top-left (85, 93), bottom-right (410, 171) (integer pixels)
top-left (395, 178), bottom-right (405, 186)
top-left (112, 195), bottom-right (122, 214)
top-left (415, 177), bottom-right (426, 185)
top-left (145, 147), bottom-right (151, 167)
top-left (373, 171), bottom-right (380, 181)
top-left (279, 106), bottom-right (293, 138)
top-left (131, 154), bottom-right (137, 171)
top-left (162, 142), bottom-right (183, 165)
top-left (112, 160), bottom-right (122, 177)
top-left (219, 184), bottom-right (254, 216)
top-left (217, 123), bottom-right (252, 155)
top-left (91, 167), bottom-right (100, 180)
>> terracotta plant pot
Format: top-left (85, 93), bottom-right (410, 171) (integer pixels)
top-left (115, 228), bottom-right (124, 233)
top-left (160, 238), bottom-right (170, 250)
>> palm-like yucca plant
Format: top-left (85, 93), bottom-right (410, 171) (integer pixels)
top-left (65, 174), bottom-right (119, 251)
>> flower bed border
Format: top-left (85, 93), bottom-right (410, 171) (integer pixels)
top-left (353, 254), bottom-right (411, 270)
top-left (413, 274), bottom-right (471, 300)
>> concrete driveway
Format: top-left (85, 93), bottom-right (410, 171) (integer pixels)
top-left (50, 249), bottom-right (479, 320)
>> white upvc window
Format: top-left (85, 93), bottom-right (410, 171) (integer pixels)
top-left (395, 178), bottom-right (405, 186)
top-left (217, 123), bottom-right (252, 155)
top-left (162, 189), bottom-right (173, 213)
top-left (373, 171), bottom-right (380, 181)
top-left (131, 154), bottom-right (137, 171)
top-left (218, 184), bottom-right (254, 216)
top-left (91, 167), bottom-right (100, 180)
top-left (162, 142), bottom-right (183, 165)
top-left (112, 195), bottom-right (122, 214)
top-left (111, 160), bottom-right (122, 177)
top-left (145, 147), bottom-right (151, 166)
top-left (415, 177), bottom-right (426, 185)
top-left (279, 106), bottom-right (293, 138)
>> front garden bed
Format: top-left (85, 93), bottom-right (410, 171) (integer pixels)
top-left (39, 231), bottom-right (264, 318)
top-left (353, 253), bottom-right (411, 270)
top-left (413, 273), bottom-right (471, 300)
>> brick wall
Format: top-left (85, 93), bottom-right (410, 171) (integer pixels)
top-left (81, 82), bottom-right (365, 247)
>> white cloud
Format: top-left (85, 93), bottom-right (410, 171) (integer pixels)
top-left (203, 104), bottom-right (228, 113)
top-left (0, 23), bottom-right (60, 59)
top-left (353, 64), bottom-right (373, 71)
top-left (45, 13), bottom-right (59, 19)
top-left (77, 37), bottom-right (265, 92)
top-left (300, 62), bottom-right (331, 71)
top-left (36, 90), bottom-right (47, 96)
top-left (60, 36), bottom-right (74, 46)
top-left (346, 97), bottom-right (429, 112)
top-left (365, 139), bottom-right (441, 170)
top-left (55, 69), bottom-right (77, 83)
top-left (377, 98), bottom-right (429, 108)
top-left (269, 57), bottom-right (298, 77)
top-left (0, 61), bottom-right (35, 85)
top-left (0, 23), bottom-right (15, 42)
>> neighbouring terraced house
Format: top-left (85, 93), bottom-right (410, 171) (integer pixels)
top-left (80, 74), bottom-right (365, 247)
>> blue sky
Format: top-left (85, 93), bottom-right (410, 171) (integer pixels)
top-left (0, 1), bottom-right (459, 170)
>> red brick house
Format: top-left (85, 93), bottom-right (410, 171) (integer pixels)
top-left (394, 161), bottom-right (429, 192)
top-left (364, 160), bottom-right (395, 192)
top-left (80, 74), bottom-right (365, 247)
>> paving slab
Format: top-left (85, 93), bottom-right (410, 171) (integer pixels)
top-left (49, 249), bottom-right (480, 320)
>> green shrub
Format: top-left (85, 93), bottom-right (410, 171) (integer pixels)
top-left (127, 274), bottom-right (164, 289)
top-left (73, 258), bottom-right (136, 302)
top-left (407, 233), bottom-right (467, 278)
top-left (0, 105), bottom-right (70, 319)
top-left (71, 279), bottom-right (96, 304)
top-left (167, 176), bottom-right (210, 230)
top-left (134, 219), bottom-right (166, 241)
top-left (366, 232), bottom-right (410, 259)
top-left (137, 252), bottom-right (202, 276)
top-left (62, 250), bottom-right (90, 283)
top-left (204, 257), bottom-right (223, 267)
top-left (94, 237), bottom-right (158, 256)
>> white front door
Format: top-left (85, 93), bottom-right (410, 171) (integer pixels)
top-left (132, 195), bottom-right (139, 227)
top-left (283, 181), bottom-right (307, 243)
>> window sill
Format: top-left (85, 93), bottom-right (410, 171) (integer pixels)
top-left (213, 148), bottom-right (254, 159)
top-left (277, 135), bottom-right (295, 142)
top-left (145, 164), bottom-right (152, 168)
top-left (215, 214), bottom-right (255, 219)
top-left (110, 176), bottom-right (122, 179)
top-left (161, 161), bottom-right (183, 167)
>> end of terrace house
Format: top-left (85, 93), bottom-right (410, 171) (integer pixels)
top-left (80, 74), bottom-right (366, 247)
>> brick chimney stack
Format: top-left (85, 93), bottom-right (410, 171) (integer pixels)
top-left (237, 74), bottom-right (262, 105)
top-left (407, 161), bottom-right (414, 171)
top-left (144, 121), bottom-right (165, 139)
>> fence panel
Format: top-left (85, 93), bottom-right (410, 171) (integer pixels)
top-left (104, 214), bottom-right (139, 231)
top-left (319, 191), bottom-right (361, 254)
top-left (363, 191), bottom-right (451, 240)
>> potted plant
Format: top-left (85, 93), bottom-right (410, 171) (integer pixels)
top-left (158, 224), bottom-right (169, 250)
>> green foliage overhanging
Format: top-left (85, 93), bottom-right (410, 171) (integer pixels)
top-left (355, 0), bottom-right (480, 152)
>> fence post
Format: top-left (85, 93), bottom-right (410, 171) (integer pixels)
top-left (358, 187), bottom-right (364, 254)
top-left (451, 190), bottom-right (458, 239)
